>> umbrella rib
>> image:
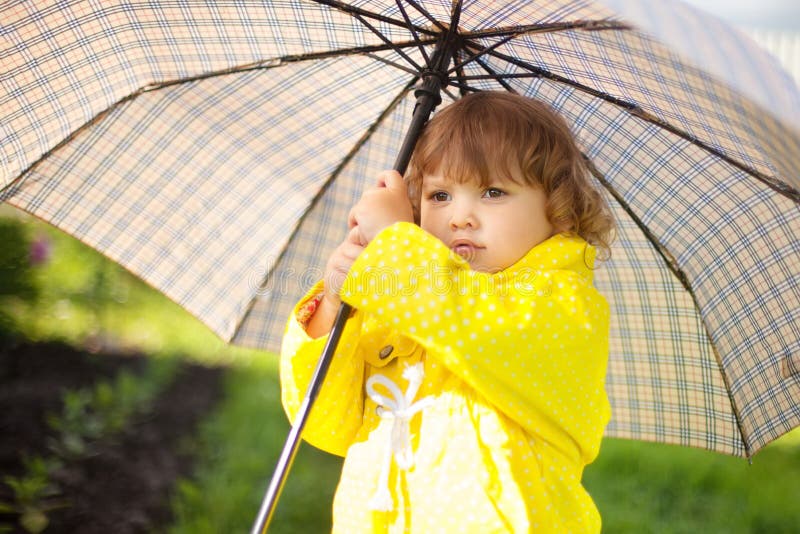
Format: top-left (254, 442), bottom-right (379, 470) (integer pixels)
top-left (452, 49), bottom-right (471, 97)
top-left (480, 46), bottom-right (800, 202)
top-left (449, 0), bottom-right (464, 36)
top-left (622, 109), bottom-right (800, 203)
top-left (465, 47), bottom-right (517, 94)
top-left (144, 40), bottom-right (435, 91)
top-left (584, 158), bottom-right (753, 459)
top-left (446, 80), bottom-right (482, 93)
top-left (402, 0), bottom-right (449, 33)
top-left (452, 72), bottom-right (550, 81)
top-left (308, 0), bottom-right (436, 36)
top-left (475, 59), bottom-right (516, 93)
top-left (365, 53), bottom-right (420, 77)
top-left (459, 20), bottom-right (632, 40)
top-left (352, 12), bottom-right (424, 72)
top-left (448, 32), bottom-right (520, 74)
top-left (585, 158), bottom-right (693, 294)
top-left (441, 85), bottom-right (461, 102)
top-left (395, 0), bottom-right (431, 65)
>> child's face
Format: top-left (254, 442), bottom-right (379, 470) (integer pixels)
top-left (419, 166), bottom-right (554, 273)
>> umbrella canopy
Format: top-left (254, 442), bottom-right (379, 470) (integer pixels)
top-left (2, 0), bottom-right (798, 459)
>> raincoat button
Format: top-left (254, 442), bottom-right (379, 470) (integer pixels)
top-left (379, 345), bottom-right (394, 359)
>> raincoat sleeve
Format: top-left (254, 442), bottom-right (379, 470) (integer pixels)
top-left (279, 280), bottom-right (366, 457)
top-left (341, 222), bottom-right (611, 465)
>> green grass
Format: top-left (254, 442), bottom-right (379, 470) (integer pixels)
top-left (167, 357), bottom-right (342, 534)
top-left (585, 435), bottom-right (800, 533)
top-left (170, 407), bottom-right (800, 533)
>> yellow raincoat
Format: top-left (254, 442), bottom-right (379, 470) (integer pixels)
top-left (280, 222), bottom-right (611, 533)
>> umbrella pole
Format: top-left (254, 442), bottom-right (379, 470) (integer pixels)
top-left (251, 38), bottom-right (456, 534)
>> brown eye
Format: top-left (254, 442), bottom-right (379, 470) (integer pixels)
top-left (430, 191), bottom-right (450, 202)
top-left (484, 188), bottom-right (505, 198)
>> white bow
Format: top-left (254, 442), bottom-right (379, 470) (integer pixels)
top-left (365, 363), bottom-right (433, 511)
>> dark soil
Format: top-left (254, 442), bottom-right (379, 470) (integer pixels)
top-left (0, 337), bottom-right (225, 533)
top-left (0, 339), bottom-right (148, 474)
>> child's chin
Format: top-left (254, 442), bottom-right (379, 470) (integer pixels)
top-left (469, 261), bottom-right (500, 274)
top-left (458, 250), bottom-right (503, 273)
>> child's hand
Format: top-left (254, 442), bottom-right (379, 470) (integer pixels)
top-left (307, 226), bottom-right (364, 337)
top-left (323, 226), bottom-right (365, 307)
top-left (348, 170), bottom-right (413, 244)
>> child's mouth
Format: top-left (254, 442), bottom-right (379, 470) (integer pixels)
top-left (453, 244), bottom-right (475, 258)
top-left (451, 240), bottom-right (482, 260)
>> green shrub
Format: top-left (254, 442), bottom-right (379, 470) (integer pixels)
top-left (0, 457), bottom-right (65, 534)
top-left (0, 219), bottom-right (37, 299)
top-left (46, 359), bottom-right (177, 460)
top-left (0, 219), bottom-right (38, 339)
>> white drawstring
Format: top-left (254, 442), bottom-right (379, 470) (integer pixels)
top-left (365, 363), bottom-right (433, 511)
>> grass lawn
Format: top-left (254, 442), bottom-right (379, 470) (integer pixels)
top-left (585, 434), bottom-right (800, 533)
top-left (168, 357), bottom-right (342, 534)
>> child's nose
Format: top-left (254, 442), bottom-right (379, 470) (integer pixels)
top-left (449, 203), bottom-right (477, 230)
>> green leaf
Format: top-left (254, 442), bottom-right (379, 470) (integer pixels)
top-left (20, 509), bottom-right (48, 534)
top-left (0, 501), bottom-right (17, 513)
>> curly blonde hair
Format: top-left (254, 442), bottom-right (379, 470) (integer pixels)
top-left (406, 91), bottom-right (616, 261)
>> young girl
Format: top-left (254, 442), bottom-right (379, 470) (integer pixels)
top-left (280, 92), bottom-right (616, 533)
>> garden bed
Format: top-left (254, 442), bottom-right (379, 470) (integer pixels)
top-left (0, 337), bottom-right (225, 533)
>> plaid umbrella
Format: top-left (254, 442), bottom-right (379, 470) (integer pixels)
top-left (2, 0), bottom-right (799, 464)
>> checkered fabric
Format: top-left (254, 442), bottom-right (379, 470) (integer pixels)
top-left (2, 0), bottom-right (798, 457)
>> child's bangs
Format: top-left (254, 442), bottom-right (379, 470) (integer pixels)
top-left (420, 115), bottom-right (529, 189)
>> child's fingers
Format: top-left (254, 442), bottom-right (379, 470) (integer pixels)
top-left (328, 246), bottom-right (362, 294)
top-left (346, 226), bottom-right (360, 244)
top-left (347, 206), bottom-right (358, 229)
top-left (346, 225), bottom-right (366, 246)
top-left (340, 241), bottom-right (363, 260)
top-left (376, 169), bottom-right (403, 189)
top-left (334, 231), bottom-right (364, 261)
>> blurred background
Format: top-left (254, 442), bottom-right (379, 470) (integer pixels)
top-left (684, 0), bottom-right (799, 80)
top-left (1, 1), bottom-right (798, 533)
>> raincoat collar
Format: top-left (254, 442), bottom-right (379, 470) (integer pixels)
top-left (487, 231), bottom-right (597, 282)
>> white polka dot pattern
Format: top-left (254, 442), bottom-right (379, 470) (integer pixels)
top-left (280, 222), bottom-right (611, 532)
